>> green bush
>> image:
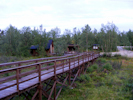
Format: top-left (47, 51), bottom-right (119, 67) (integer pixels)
top-left (87, 67), bottom-right (94, 73)
top-left (102, 53), bottom-right (107, 57)
top-left (97, 58), bottom-right (106, 63)
top-left (114, 54), bottom-right (121, 58)
top-left (103, 63), bottom-right (113, 71)
top-left (92, 64), bottom-right (98, 70)
top-left (92, 75), bottom-right (103, 82)
top-left (102, 53), bottom-right (112, 58)
top-left (79, 74), bottom-right (91, 82)
top-left (0, 56), bottom-right (22, 63)
top-left (109, 61), bottom-right (122, 70)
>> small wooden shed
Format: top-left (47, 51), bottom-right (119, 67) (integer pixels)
top-left (67, 44), bottom-right (79, 53)
top-left (30, 45), bottom-right (39, 56)
top-left (92, 44), bottom-right (99, 50)
top-left (45, 39), bottom-right (54, 55)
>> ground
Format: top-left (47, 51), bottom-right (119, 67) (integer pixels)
top-left (101, 46), bottom-right (133, 58)
top-left (58, 57), bottom-right (133, 100)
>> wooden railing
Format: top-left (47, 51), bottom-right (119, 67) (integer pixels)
top-left (0, 52), bottom-right (100, 99)
top-left (0, 53), bottom-right (81, 70)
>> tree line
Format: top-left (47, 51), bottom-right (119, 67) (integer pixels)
top-left (0, 22), bottom-right (133, 57)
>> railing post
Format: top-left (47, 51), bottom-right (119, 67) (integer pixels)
top-left (38, 64), bottom-right (41, 83)
top-left (93, 52), bottom-right (94, 59)
top-left (54, 60), bottom-right (56, 79)
top-left (99, 51), bottom-right (100, 57)
top-left (82, 54), bottom-right (84, 63)
top-left (35, 61), bottom-right (38, 69)
top-left (38, 64), bottom-right (42, 100)
top-left (47, 59), bottom-right (48, 66)
top-left (81, 55), bottom-right (83, 73)
top-left (16, 69), bottom-right (19, 93)
top-left (83, 54), bottom-right (84, 74)
top-left (91, 52), bottom-right (92, 60)
top-left (78, 56), bottom-right (80, 76)
top-left (54, 60), bottom-right (57, 100)
top-left (78, 56), bottom-right (79, 68)
top-left (69, 59), bottom-right (71, 85)
top-left (18, 64), bottom-right (21, 79)
top-left (74, 57), bottom-right (75, 67)
top-left (63, 60), bottom-right (64, 72)
top-left (88, 53), bottom-right (89, 61)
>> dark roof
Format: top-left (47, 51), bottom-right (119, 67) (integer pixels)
top-left (93, 44), bottom-right (99, 46)
top-left (45, 39), bottom-right (53, 50)
top-left (30, 45), bottom-right (39, 50)
top-left (68, 44), bottom-right (78, 47)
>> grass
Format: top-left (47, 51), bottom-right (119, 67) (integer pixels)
top-left (58, 57), bottom-right (133, 100)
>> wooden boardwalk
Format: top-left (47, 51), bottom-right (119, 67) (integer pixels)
top-left (0, 52), bottom-right (99, 100)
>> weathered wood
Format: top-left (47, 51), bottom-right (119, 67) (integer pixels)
top-left (16, 69), bottom-right (19, 92)
top-left (31, 90), bottom-right (38, 100)
top-left (56, 75), bottom-right (69, 99)
top-left (48, 81), bottom-right (56, 100)
top-left (0, 52), bottom-right (99, 100)
top-left (70, 69), bottom-right (80, 87)
top-left (0, 54), bottom-right (76, 68)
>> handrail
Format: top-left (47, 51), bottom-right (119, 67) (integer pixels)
top-left (0, 52), bottom-right (92, 67)
top-left (0, 52), bottom-right (91, 73)
top-left (0, 55), bottom-right (81, 73)
top-left (0, 52), bottom-right (100, 99)
top-left (0, 53), bottom-right (77, 67)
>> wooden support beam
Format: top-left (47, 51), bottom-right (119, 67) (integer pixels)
top-left (85, 63), bottom-right (90, 74)
top-left (39, 85), bottom-right (42, 100)
top-left (56, 75), bottom-right (69, 99)
top-left (70, 69), bottom-right (80, 87)
top-left (46, 86), bottom-right (53, 92)
top-left (48, 81), bottom-right (56, 100)
top-left (44, 79), bottom-right (52, 90)
top-left (31, 90), bottom-right (39, 100)
top-left (22, 93), bottom-right (30, 100)
top-left (42, 89), bottom-right (49, 98)
top-left (26, 91), bottom-right (32, 97)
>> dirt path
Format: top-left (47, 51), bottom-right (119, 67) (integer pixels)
top-left (101, 46), bottom-right (133, 58)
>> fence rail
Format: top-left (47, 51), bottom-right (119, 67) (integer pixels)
top-left (0, 52), bottom-right (100, 100)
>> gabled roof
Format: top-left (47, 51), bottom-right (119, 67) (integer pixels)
top-left (45, 39), bottom-right (53, 50)
top-left (93, 44), bottom-right (99, 46)
top-left (30, 45), bottom-right (39, 50)
top-left (68, 44), bottom-right (79, 47)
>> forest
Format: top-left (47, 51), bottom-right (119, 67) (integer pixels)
top-left (0, 22), bottom-right (133, 57)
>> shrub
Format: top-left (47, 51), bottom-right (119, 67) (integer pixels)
top-left (102, 53), bottom-right (112, 58)
top-left (92, 75), bottom-right (103, 82)
top-left (102, 53), bottom-right (106, 57)
top-left (97, 58), bottom-right (106, 63)
top-left (103, 63), bottom-right (113, 71)
top-left (109, 61), bottom-right (122, 70)
top-left (125, 78), bottom-right (133, 91)
top-left (79, 74), bottom-right (91, 82)
top-left (92, 64), bottom-right (98, 70)
top-left (0, 56), bottom-right (22, 63)
top-left (114, 54), bottom-right (121, 58)
top-left (87, 67), bottom-right (94, 73)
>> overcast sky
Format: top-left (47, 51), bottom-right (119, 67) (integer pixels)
top-left (0, 0), bottom-right (133, 33)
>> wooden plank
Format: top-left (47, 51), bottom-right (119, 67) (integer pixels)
top-left (0, 54), bottom-right (99, 99)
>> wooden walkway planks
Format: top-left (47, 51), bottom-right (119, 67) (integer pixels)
top-left (0, 53), bottom-right (99, 99)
